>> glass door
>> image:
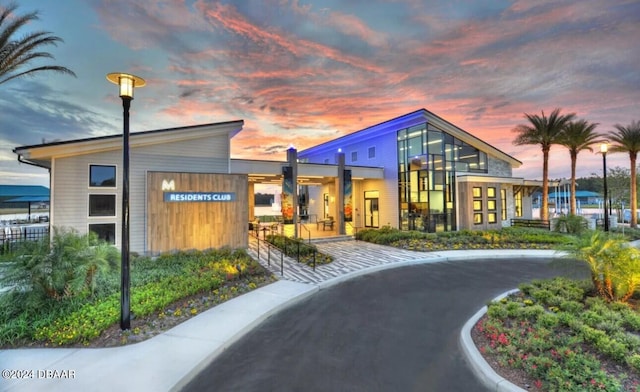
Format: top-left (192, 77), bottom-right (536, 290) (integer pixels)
top-left (364, 191), bottom-right (379, 228)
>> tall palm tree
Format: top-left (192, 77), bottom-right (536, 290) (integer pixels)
top-left (0, 2), bottom-right (75, 85)
top-left (607, 120), bottom-right (640, 228)
top-left (513, 108), bottom-right (576, 221)
top-left (557, 119), bottom-right (601, 215)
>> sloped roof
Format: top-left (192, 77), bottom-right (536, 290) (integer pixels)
top-left (299, 108), bottom-right (522, 168)
top-left (4, 195), bottom-right (50, 203)
top-left (548, 191), bottom-right (600, 198)
top-left (0, 185), bottom-right (49, 197)
top-left (13, 120), bottom-right (244, 169)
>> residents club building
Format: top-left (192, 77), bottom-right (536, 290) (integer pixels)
top-left (13, 109), bottom-right (542, 254)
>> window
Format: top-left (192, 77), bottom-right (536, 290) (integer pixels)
top-left (501, 189), bottom-right (507, 220)
top-left (89, 223), bottom-right (116, 244)
top-left (488, 212), bottom-right (497, 223)
top-left (368, 146), bottom-right (376, 159)
top-left (90, 165), bottom-right (116, 187)
top-left (487, 187), bottom-right (496, 198)
top-left (89, 194), bottom-right (116, 217)
top-left (515, 190), bottom-right (523, 217)
top-left (487, 200), bottom-right (497, 211)
top-left (351, 151), bottom-right (358, 162)
top-left (474, 213), bottom-right (483, 224)
top-left (472, 186), bottom-right (483, 224)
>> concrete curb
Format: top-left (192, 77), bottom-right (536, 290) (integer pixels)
top-left (460, 289), bottom-right (526, 392)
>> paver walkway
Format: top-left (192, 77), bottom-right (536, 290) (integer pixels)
top-left (247, 236), bottom-right (437, 283)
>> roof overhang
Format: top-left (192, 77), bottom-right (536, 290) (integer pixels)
top-left (230, 159), bottom-right (384, 185)
top-left (13, 120), bottom-right (244, 170)
top-left (299, 109), bottom-right (522, 168)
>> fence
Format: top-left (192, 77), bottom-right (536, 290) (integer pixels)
top-left (1, 226), bottom-right (49, 253)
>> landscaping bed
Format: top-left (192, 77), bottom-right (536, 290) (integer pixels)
top-left (265, 234), bottom-right (334, 266)
top-left (473, 277), bottom-right (640, 391)
top-left (0, 230), bottom-right (274, 348)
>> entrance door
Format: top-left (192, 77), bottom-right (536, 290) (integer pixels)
top-left (364, 191), bottom-right (379, 228)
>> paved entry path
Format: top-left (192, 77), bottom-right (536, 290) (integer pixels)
top-left (248, 238), bottom-right (438, 284)
top-left (182, 254), bottom-right (587, 392)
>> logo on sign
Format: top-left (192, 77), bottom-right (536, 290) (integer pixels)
top-left (162, 179), bottom-right (175, 191)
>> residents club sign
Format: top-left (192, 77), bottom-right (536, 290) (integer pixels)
top-left (163, 192), bottom-right (236, 202)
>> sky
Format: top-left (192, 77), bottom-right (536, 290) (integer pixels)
top-left (1, 0), bottom-right (639, 187)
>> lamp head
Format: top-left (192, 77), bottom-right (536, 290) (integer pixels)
top-left (600, 142), bottom-right (608, 154)
top-left (107, 73), bottom-right (146, 99)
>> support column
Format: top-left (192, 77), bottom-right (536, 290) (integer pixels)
top-left (248, 181), bottom-right (255, 221)
top-left (287, 147), bottom-right (298, 238)
top-left (336, 152), bottom-right (346, 235)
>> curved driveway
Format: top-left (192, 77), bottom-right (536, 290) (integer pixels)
top-left (182, 257), bottom-right (587, 392)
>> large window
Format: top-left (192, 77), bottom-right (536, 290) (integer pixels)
top-left (515, 190), bottom-right (523, 217)
top-left (501, 189), bottom-right (507, 221)
top-left (398, 123), bottom-right (468, 232)
top-left (89, 223), bottom-right (116, 244)
top-left (89, 194), bottom-right (116, 216)
top-left (90, 165), bottom-right (116, 187)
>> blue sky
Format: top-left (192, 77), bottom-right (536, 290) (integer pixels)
top-left (1, 0), bottom-right (639, 186)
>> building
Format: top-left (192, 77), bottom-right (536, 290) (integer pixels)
top-left (298, 109), bottom-right (541, 232)
top-left (13, 121), bottom-right (248, 253)
top-left (13, 109), bottom-right (541, 255)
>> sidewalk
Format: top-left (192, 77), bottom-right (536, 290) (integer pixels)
top-left (0, 241), bottom-right (562, 392)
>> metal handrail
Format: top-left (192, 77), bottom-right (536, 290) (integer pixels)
top-left (298, 222), bottom-right (311, 244)
top-left (250, 230), bottom-right (283, 276)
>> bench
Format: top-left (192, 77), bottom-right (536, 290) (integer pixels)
top-left (317, 217), bottom-right (335, 231)
top-left (322, 219), bottom-right (335, 230)
top-left (510, 219), bottom-right (550, 230)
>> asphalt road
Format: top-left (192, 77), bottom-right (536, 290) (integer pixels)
top-left (181, 257), bottom-right (588, 392)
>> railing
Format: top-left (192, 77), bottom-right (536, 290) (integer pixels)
top-left (298, 222), bottom-right (311, 244)
top-left (250, 230), bottom-right (284, 276)
top-left (0, 226), bottom-right (49, 253)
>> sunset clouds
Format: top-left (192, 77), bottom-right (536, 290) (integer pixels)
top-left (1, 0), bottom-right (638, 185)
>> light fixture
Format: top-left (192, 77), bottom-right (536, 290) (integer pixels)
top-left (107, 72), bottom-right (145, 330)
top-left (601, 142), bottom-right (609, 232)
top-left (107, 73), bottom-right (146, 99)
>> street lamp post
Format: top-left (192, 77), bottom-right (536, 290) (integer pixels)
top-left (601, 142), bottom-right (609, 232)
top-left (107, 73), bottom-right (145, 330)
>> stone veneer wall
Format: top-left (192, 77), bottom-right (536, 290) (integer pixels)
top-left (487, 156), bottom-right (512, 177)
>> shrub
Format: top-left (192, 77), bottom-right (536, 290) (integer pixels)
top-left (563, 231), bottom-right (640, 302)
top-left (553, 214), bottom-right (588, 234)
top-left (0, 227), bottom-right (119, 301)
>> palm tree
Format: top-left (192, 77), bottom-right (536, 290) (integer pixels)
top-left (513, 108), bottom-right (576, 221)
top-left (607, 120), bottom-right (640, 228)
top-left (0, 2), bottom-right (75, 85)
top-left (557, 119), bottom-right (601, 215)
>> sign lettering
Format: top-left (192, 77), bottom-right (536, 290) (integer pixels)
top-left (163, 192), bottom-right (236, 202)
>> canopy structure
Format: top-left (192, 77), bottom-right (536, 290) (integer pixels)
top-left (4, 195), bottom-right (50, 222)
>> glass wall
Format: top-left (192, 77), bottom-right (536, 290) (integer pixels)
top-left (398, 122), bottom-right (488, 232)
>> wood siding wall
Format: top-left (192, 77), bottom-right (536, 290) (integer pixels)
top-left (458, 181), bottom-right (502, 230)
top-left (51, 134), bottom-right (232, 253)
top-left (147, 172), bottom-right (247, 254)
